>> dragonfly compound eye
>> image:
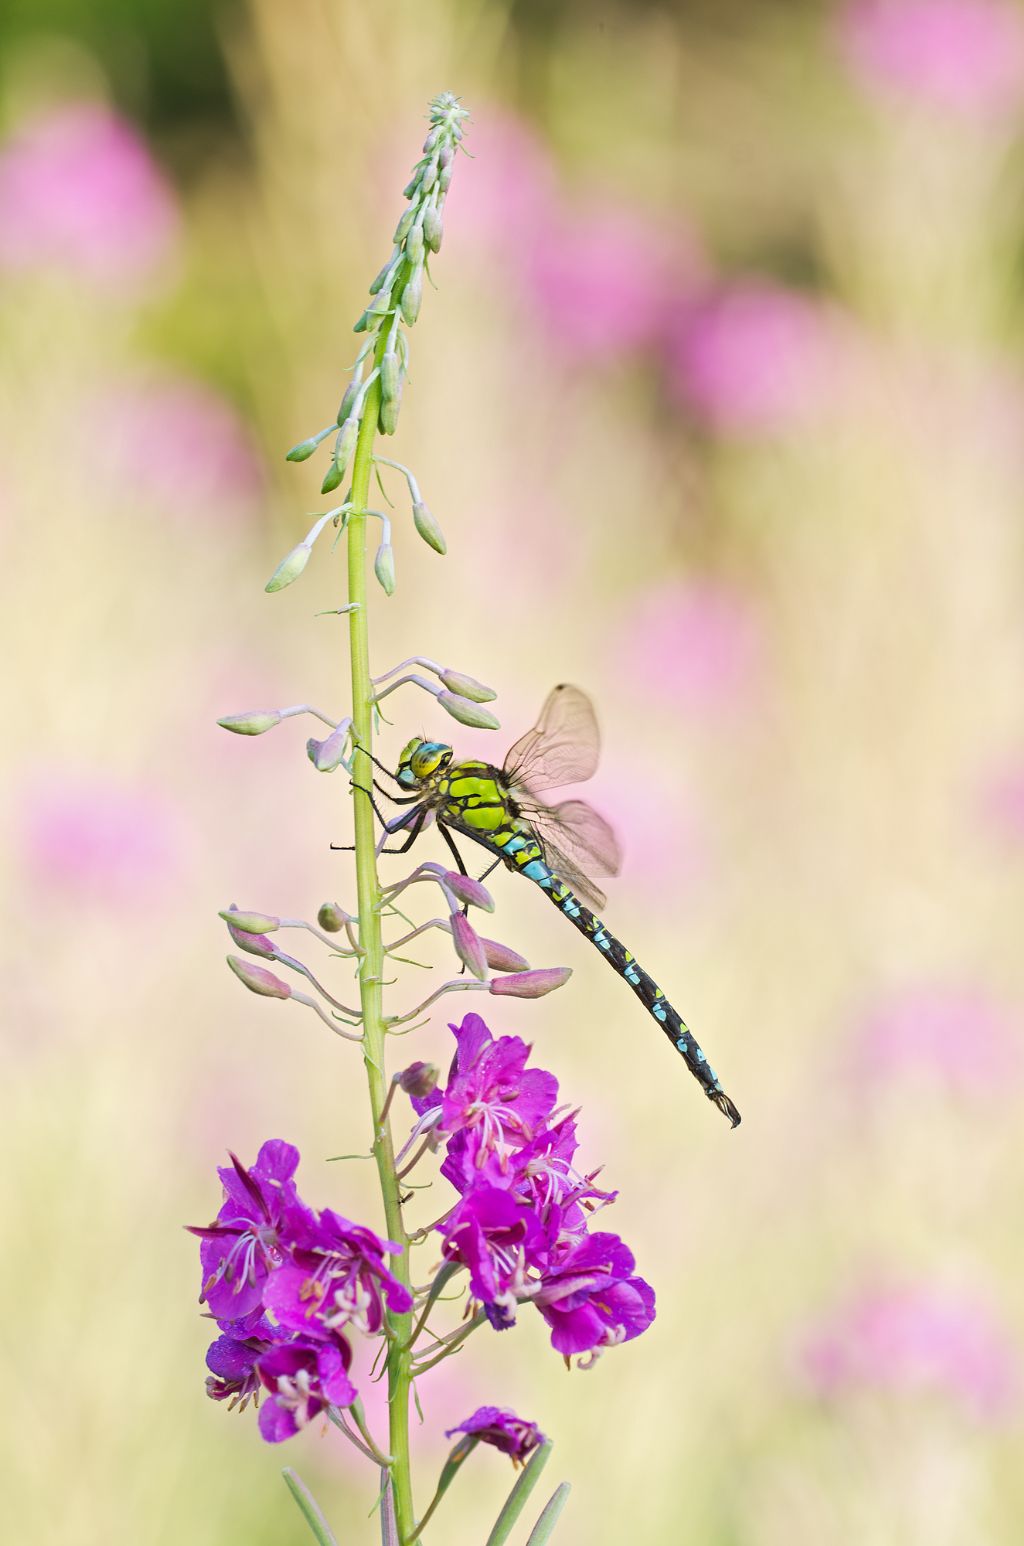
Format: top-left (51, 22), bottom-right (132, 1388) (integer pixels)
top-left (410, 741), bottom-right (453, 779)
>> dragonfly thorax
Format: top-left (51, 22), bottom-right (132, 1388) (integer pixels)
top-left (396, 737), bottom-right (453, 789)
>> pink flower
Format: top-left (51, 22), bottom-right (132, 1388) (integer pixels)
top-left (0, 103), bottom-right (179, 287)
top-left (526, 200), bottom-right (702, 363)
top-left (613, 577), bottom-right (764, 715)
top-left (852, 985), bottom-right (1019, 1092)
top-left (800, 1280), bottom-right (1018, 1422)
top-left (18, 773), bottom-right (185, 904)
top-left (86, 370), bottom-right (263, 520)
top-left (837, 0), bottom-right (1024, 118)
top-left (669, 282), bottom-right (844, 435)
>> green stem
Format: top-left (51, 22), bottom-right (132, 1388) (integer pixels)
top-left (346, 370), bottom-right (417, 1540)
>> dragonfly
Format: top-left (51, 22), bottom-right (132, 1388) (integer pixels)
top-left (369, 684), bottom-right (740, 1128)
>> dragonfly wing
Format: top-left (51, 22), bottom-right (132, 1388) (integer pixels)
top-left (503, 684), bottom-right (601, 793)
top-left (518, 797), bottom-right (623, 912)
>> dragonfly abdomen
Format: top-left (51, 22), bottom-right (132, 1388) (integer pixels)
top-left (492, 831), bottom-right (741, 1128)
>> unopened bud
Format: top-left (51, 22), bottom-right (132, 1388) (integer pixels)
top-left (450, 911), bottom-right (489, 980)
top-left (419, 160), bottom-right (437, 193)
top-left (226, 955), bottom-right (292, 999)
top-left (380, 350), bottom-right (401, 403)
top-left (399, 267), bottom-right (423, 327)
top-left (438, 668), bottom-right (496, 703)
top-left (394, 209), bottom-right (415, 244)
top-left (490, 967), bottom-right (573, 999)
top-left (423, 127), bottom-right (440, 153)
top-left (378, 387), bottom-right (401, 436)
top-left (480, 938), bottom-right (530, 973)
top-left (398, 1060), bottom-right (439, 1097)
top-left (353, 307), bottom-right (373, 334)
top-left (219, 908), bottom-right (281, 935)
top-left (443, 872), bottom-right (495, 912)
top-left (423, 206), bottom-right (443, 252)
top-left (218, 710), bottom-right (283, 736)
top-left (402, 174), bottom-right (420, 200)
top-left (227, 923), bottom-right (276, 960)
top-left (438, 144), bottom-right (454, 170)
top-left (336, 380), bottom-right (360, 424)
top-left (406, 225), bottom-right (424, 263)
top-left (317, 902), bottom-right (352, 933)
top-left (438, 162), bottom-right (453, 194)
top-left (265, 540), bottom-right (312, 593)
top-left (367, 289), bottom-right (393, 318)
top-left (413, 501), bottom-right (446, 555)
top-left (321, 461), bottom-right (344, 495)
top-left (286, 425), bottom-right (333, 462)
top-left (438, 691), bottom-right (500, 731)
top-left (307, 723), bottom-right (350, 772)
top-left (374, 542), bottom-right (396, 596)
top-left (369, 254), bottom-right (398, 296)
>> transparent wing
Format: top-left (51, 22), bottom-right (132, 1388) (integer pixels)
top-left (517, 796), bottom-right (622, 913)
top-left (503, 684), bottom-right (601, 794)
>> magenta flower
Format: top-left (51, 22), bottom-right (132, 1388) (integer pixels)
top-left (446, 1406), bottom-right (546, 1464)
top-left (440, 1186), bottom-right (547, 1330)
top-left (433, 1015), bottom-right (559, 1169)
top-left (257, 1335), bottom-right (357, 1442)
top-left (533, 1232), bottom-right (656, 1357)
top-left (262, 1207), bottom-right (413, 1337)
top-left (0, 104), bottom-right (178, 287)
top-left (191, 1141), bottom-right (311, 1322)
top-left (205, 1319), bottom-right (277, 1409)
top-left (837, 0), bottom-right (1024, 118)
top-left (800, 1281), bottom-right (1018, 1422)
top-left (669, 282), bottom-right (844, 436)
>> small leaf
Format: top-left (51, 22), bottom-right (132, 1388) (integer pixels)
top-left (525, 1483), bottom-right (571, 1546)
top-left (484, 1441), bottom-right (554, 1546)
top-left (281, 1468), bottom-right (340, 1546)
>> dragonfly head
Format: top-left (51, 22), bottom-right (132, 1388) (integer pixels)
top-left (396, 736), bottom-right (453, 788)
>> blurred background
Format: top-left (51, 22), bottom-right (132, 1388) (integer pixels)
top-left (5, 0), bottom-right (1024, 1541)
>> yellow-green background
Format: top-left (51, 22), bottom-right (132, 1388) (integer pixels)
top-left (5, 2), bottom-right (1024, 1542)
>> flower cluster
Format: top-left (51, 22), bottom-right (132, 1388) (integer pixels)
top-left (189, 1140), bottom-right (412, 1442)
top-left (409, 1014), bottom-right (656, 1359)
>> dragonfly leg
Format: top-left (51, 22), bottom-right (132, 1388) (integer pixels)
top-left (330, 803), bottom-right (427, 856)
top-left (476, 857), bottom-right (502, 884)
top-left (438, 823), bottom-right (469, 878)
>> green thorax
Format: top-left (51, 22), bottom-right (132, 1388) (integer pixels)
top-left (424, 759), bottom-right (535, 850)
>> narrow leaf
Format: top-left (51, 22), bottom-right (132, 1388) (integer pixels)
top-left (525, 1482), bottom-right (571, 1545)
top-left (483, 1440), bottom-right (553, 1546)
top-left (281, 1468), bottom-right (339, 1546)
top-left (379, 1471), bottom-right (399, 1546)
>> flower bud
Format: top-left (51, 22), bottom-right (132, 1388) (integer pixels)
top-left (336, 380), bottom-right (360, 424)
top-left (443, 872), bottom-right (495, 912)
top-left (320, 461), bottom-right (344, 495)
top-left (374, 541), bottom-right (396, 596)
top-left (227, 923), bottom-right (276, 960)
top-left (394, 209), bottom-right (415, 244)
top-left (380, 350), bottom-right (401, 403)
top-left (450, 912), bottom-right (489, 980)
top-left (406, 225), bottom-right (424, 263)
top-left (218, 710), bottom-right (283, 736)
top-left (423, 127), bottom-right (440, 153)
top-left (438, 163), bottom-right (453, 194)
top-left (265, 540), bottom-right (312, 593)
top-left (378, 387), bottom-right (401, 436)
top-left (438, 143), bottom-right (454, 170)
top-left (437, 692), bottom-right (500, 731)
top-left (219, 908), bottom-right (280, 934)
top-left (285, 425), bottom-right (333, 462)
top-left (423, 206), bottom-right (443, 252)
top-left (413, 501), bottom-right (446, 555)
top-left (400, 267), bottom-right (423, 327)
top-left (399, 1060), bottom-right (439, 1097)
top-left (226, 955), bottom-right (292, 999)
top-left (419, 160), bottom-right (437, 193)
top-left (490, 967), bottom-right (573, 999)
top-left (480, 937), bottom-right (530, 973)
top-left (369, 254), bottom-right (398, 295)
top-left (317, 901), bottom-right (352, 933)
top-left (307, 723), bottom-right (350, 772)
top-left (353, 307), bottom-right (373, 334)
top-left (438, 668), bottom-right (496, 702)
top-left (402, 174), bottom-right (420, 200)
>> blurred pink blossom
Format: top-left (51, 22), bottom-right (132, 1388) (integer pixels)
top-left (19, 773), bottom-right (185, 904)
top-left (527, 200), bottom-right (702, 363)
top-left (0, 103), bottom-right (179, 287)
top-left (981, 758), bottom-right (1024, 842)
top-left (837, 0), bottom-right (1024, 117)
top-left (852, 985), bottom-right (1019, 1092)
top-left (669, 282), bottom-right (844, 434)
top-left (613, 577), bottom-right (764, 714)
top-left (87, 370), bottom-right (264, 519)
top-left (800, 1280), bottom-right (1018, 1422)
top-left (443, 108), bottom-right (558, 256)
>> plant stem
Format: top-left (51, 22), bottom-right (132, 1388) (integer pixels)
top-left (347, 370), bottom-right (416, 1540)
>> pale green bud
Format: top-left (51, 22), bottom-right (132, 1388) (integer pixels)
top-left (413, 501), bottom-right (446, 555)
top-left (438, 144), bottom-right (454, 170)
top-left (369, 250), bottom-right (400, 295)
top-left (423, 206), bottom-right (443, 252)
top-left (419, 160), bottom-right (437, 193)
top-left (317, 901), bottom-right (352, 933)
top-left (218, 710), bottom-right (282, 736)
top-left (226, 955), bottom-right (292, 999)
top-left (336, 380), bottom-right (360, 425)
top-left (265, 540), bottom-right (311, 593)
top-left (399, 267), bottom-right (423, 327)
top-left (353, 308), bottom-right (373, 334)
top-left (380, 350), bottom-right (400, 403)
top-left (394, 209), bottom-right (415, 244)
top-left (220, 908), bottom-right (281, 934)
top-left (320, 462), bottom-right (344, 495)
top-left (285, 424), bottom-right (333, 462)
top-left (402, 174), bottom-right (420, 200)
top-left (374, 541), bottom-right (396, 596)
top-left (438, 668), bottom-right (496, 702)
top-left (406, 225), bottom-right (424, 263)
top-left (323, 416), bottom-right (360, 491)
top-left (378, 390), bottom-right (401, 436)
top-left (438, 162), bottom-right (453, 194)
top-left (423, 127), bottom-right (440, 153)
top-left (437, 692), bottom-right (500, 731)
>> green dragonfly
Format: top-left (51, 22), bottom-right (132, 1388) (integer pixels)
top-left (374, 684), bottom-right (740, 1127)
